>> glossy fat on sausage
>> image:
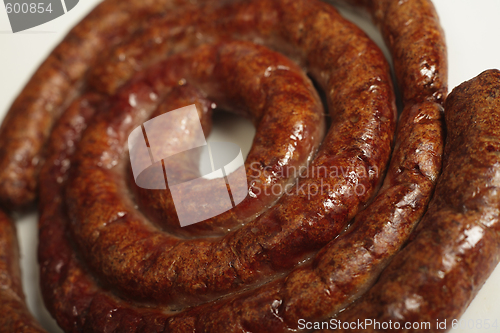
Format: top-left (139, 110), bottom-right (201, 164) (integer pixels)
top-left (321, 69), bottom-right (500, 332)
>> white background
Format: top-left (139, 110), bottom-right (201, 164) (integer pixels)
top-left (1, 1), bottom-right (500, 332)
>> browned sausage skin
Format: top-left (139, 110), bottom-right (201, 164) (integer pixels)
top-left (159, 96), bottom-right (445, 333)
top-left (315, 69), bottom-right (500, 332)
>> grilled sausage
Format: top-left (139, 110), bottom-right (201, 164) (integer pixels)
top-left (319, 69), bottom-right (500, 332)
top-left (0, 209), bottom-right (47, 333)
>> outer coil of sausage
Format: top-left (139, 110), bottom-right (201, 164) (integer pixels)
top-left (314, 69), bottom-right (500, 333)
top-left (34, 0), bottom-right (395, 330)
top-left (0, 209), bottom-right (46, 332)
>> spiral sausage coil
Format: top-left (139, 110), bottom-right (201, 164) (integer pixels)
top-left (0, 0), bottom-right (455, 332)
